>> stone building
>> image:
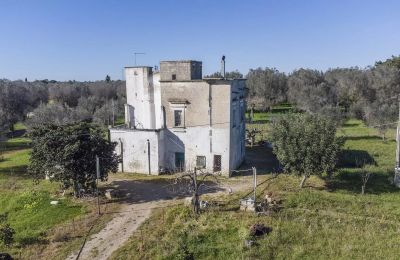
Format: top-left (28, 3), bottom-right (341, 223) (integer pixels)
top-left (109, 60), bottom-right (246, 176)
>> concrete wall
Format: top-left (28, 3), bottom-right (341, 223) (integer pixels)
top-left (153, 73), bottom-right (163, 128)
top-left (125, 67), bottom-right (161, 129)
top-left (161, 81), bottom-right (210, 128)
top-left (160, 80), bottom-right (235, 175)
top-left (160, 61), bottom-right (202, 81)
top-left (111, 61), bottom-right (246, 176)
top-left (110, 129), bottom-right (161, 175)
top-left (229, 80), bottom-right (247, 170)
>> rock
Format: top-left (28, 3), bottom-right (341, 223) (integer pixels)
top-left (105, 189), bottom-right (124, 199)
top-left (240, 198), bottom-right (256, 212)
top-left (50, 200), bottom-right (59, 205)
top-left (184, 197), bottom-right (193, 206)
top-left (265, 192), bottom-right (273, 203)
top-left (249, 223), bottom-right (272, 237)
top-left (244, 239), bottom-right (255, 248)
top-left (200, 200), bottom-right (209, 209)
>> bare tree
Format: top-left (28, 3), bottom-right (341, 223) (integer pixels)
top-left (246, 128), bottom-right (261, 147)
top-left (175, 167), bottom-right (219, 214)
top-left (356, 159), bottom-right (372, 195)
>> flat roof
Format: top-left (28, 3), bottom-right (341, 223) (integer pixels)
top-left (160, 78), bottom-right (246, 83)
top-left (160, 60), bottom-right (202, 63)
top-left (124, 66), bottom-right (153, 68)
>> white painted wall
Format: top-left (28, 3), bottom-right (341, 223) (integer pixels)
top-left (110, 129), bottom-right (161, 175)
top-left (163, 126), bottom-right (231, 175)
top-left (112, 64), bottom-right (246, 176)
top-left (125, 67), bottom-right (161, 129)
top-left (153, 73), bottom-right (163, 129)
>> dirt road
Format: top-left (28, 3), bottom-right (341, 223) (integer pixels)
top-left (66, 177), bottom-right (248, 260)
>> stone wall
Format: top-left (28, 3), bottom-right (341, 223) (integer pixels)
top-left (160, 61), bottom-right (202, 81)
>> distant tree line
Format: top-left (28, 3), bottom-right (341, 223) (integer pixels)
top-left (245, 55), bottom-right (400, 131)
top-left (1, 55), bottom-right (399, 134)
top-left (0, 77), bottom-right (125, 132)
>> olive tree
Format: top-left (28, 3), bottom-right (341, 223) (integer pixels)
top-left (271, 114), bottom-right (343, 187)
top-left (287, 69), bottom-right (336, 114)
top-left (28, 122), bottom-right (120, 197)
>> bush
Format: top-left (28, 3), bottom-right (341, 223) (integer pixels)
top-left (0, 214), bottom-right (15, 247)
top-left (271, 113), bottom-right (344, 187)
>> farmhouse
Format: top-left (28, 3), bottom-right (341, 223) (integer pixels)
top-left (110, 59), bottom-right (246, 176)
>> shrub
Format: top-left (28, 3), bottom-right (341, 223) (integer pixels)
top-left (0, 214), bottom-right (15, 247)
top-left (271, 113), bottom-right (344, 187)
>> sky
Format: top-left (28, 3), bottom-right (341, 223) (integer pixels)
top-left (0, 0), bottom-right (399, 81)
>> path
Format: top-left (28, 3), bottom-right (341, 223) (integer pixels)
top-left (66, 177), bottom-right (248, 260)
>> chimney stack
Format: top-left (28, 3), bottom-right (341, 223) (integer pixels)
top-left (221, 55), bottom-right (226, 79)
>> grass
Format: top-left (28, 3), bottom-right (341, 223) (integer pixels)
top-left (0, 137), bottom-right (83, 254)
top-left (110, 117), bottom-right (400, 259)
top-left (0, 132), bottom-right (119, 259)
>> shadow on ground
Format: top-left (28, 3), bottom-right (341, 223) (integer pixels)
top-left (337, 149), bottom-right (376, 168)
top-left (106, 178), bottom-right (225, 205)
top-left (235, 144), bottom-right (280, 176)
top-left (6, 129), bottom-right (27, 138)
top-left (325, 169), bottom-right (399, 194)
top-left (343, 135), bottom-right (394, 142)
top-left (0, 165), bottom-right (30, 178)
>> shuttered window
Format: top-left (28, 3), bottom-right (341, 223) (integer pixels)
top-left (213, 155), bottom-right (221, 172)
top-left (196, 156), bottom-right (206, 169)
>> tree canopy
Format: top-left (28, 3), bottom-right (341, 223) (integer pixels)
top-left (28, 122), bottom-right (120, 197)
top-left (271, 114), bottom-right (344, 187)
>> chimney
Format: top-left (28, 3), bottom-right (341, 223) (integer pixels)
top-left (221, 55), bottom-right (226, 79)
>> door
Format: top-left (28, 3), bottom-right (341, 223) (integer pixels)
top-left (175, 152), bottom-right (185, 171)
top-left (213, 155), bottom-right (222, 172)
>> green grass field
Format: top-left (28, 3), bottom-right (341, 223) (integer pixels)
top-left (0, 134), bottom-right (87, 256)
top-left (111, 116), bottom-right (400, 259)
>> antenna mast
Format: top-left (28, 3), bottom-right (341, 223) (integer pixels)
top-left (134, 52), bottom-right (145, 66)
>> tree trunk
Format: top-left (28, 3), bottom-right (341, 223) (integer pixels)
top-left (361, 185), bottom-right (365, 195)
top-left (300, 175), bottom-right (308, 188)
top-left (73, 181), bottom-right (80, 198)
top-left (193, 193), bottom-right (200, 214)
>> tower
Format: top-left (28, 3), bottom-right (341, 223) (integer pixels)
top-left (125, 66), bottom-right (159, 129)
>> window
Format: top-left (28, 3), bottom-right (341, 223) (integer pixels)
top-left (213, 155), bottom-right (221, 172)
top-left (174, 110), bottom-right (183, 127)
top-left (196, 156), bottom-right (206, 169)
top-left (175, 152), bottom-right (185, 171)
top-left (172, 74), bottom-right (176, 80)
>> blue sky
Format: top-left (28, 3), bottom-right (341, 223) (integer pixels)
top-left (0, 0), bottom-right (399, 81)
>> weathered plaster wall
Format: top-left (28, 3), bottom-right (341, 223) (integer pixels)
top-left (125, 67), bottom-right (161, 129)
top-left (160, 61), bottom-right (202, 81)
top-left (229, 80), bottom-right (247, 170)
top-left (111, 61), bottom-right (246, 176)
top-left (161, 81), bottom-right (210, 128)
top-left (160, 80), bottom-right (235, 175)
top-left (110, 129), bottom-right (161, 175)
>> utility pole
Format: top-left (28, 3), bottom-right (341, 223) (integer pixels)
top-left (96, 155), bottom-right (101, 215)
top-left (147, 139), bottom-right (151, 175)
top-left (252, 167), bottom-right (257, 202)
top-left (395, 97), bottom-right (400, 187)
top-left (111, 99), bottom-right (115, 126)
top-left (134, 52), bottom-right (145, 66)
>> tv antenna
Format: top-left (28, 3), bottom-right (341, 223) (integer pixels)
top-left (134, 52), bottom-right (145, 66)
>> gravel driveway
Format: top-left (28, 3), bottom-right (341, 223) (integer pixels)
top-left (66, 177), bottom-right (244, 260)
